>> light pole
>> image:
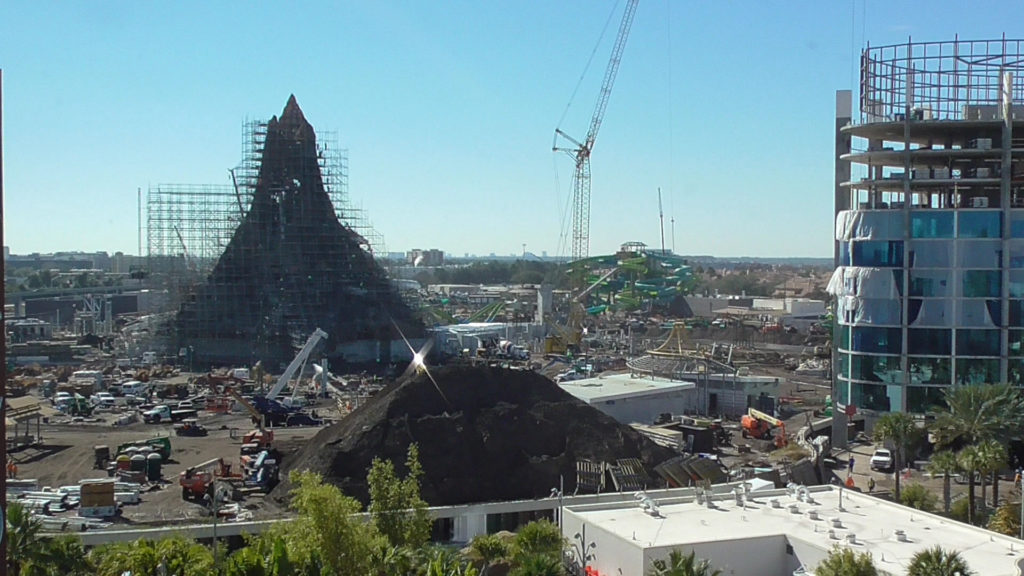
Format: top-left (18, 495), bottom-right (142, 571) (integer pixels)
top-left (571, 524), bottom-right (596, 575)
top-left (205, 488), bottom-right (219, 567)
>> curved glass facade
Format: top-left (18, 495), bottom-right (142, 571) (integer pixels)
top-left (834, 38), bottom-right (1024, 413)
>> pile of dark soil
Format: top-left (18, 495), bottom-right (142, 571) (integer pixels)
top-left (276, 365), bottom-right (674, 506)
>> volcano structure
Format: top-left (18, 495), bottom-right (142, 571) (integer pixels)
top-left (176, 96), bottom-right (423, 367)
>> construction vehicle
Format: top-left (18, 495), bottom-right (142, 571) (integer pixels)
top-left (116, 436), bottom-right (172, 460)
top-left (142, 405), bottom-right (198, 424)
top-left (179, 458), bottom-right (241, 500)
top-left (740, 408), bottom-right (788, 448)
top-left (173, 418), bottom-right (208, 437)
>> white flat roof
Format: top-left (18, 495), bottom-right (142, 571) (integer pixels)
top-left (559, 373), bottom-right (695, 403)
top-left (565, 484), bottom-right (1024, 575)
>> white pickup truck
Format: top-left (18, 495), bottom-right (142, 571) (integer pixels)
top-left (870, 448), bottom-right (894, 472)
top-left (142, 405), bottom-right (198, 424)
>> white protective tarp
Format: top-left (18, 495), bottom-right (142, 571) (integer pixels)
top-left (835, 211), bottom-right (857, 241)
top-left (837, 296), bottom-right (901, 325)
top-left (835, 210), bottom-right (903, 241)
top-left (827, 266), bottom-right (900, 299)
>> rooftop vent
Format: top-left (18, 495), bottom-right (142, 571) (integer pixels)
top-left (830, 517), bottom-right (843, 529)
top-left (807, 509), bottom-right (820, 521)
top-left (770, 498), bottom-right (781, 509)
top-left (789, 504), bottom-right (801, 514)
top-left (846, 533), bottom-right (857, 545)
top-left (894, 529), bottom-right (909, 543)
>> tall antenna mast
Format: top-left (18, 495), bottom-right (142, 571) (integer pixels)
top-left (658, 187), bottom-right (666, 255)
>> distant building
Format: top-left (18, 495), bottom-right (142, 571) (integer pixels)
top-left (407, 248), bottom-right (444, 267)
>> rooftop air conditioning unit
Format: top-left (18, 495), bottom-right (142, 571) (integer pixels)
top-left (972, 197), bottom-right (990, 208)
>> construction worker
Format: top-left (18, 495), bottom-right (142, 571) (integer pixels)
top-left (867, 477), bottom-right (876, 493)
top-left (7, 457), bottom-right (17, 479)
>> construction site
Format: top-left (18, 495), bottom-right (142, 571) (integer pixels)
top-left (3, 2), bottom-right (853, 548)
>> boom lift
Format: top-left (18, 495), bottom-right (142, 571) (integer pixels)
top-left (179, 457), bottom-right (240, 500)
top-left (741, 408), bottom-right (788, 448)
top-left (264, 328), bottom-right (328, 402)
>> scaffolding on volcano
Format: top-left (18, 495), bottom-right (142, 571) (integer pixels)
top-left (147, 119), bottom-right (391, 355)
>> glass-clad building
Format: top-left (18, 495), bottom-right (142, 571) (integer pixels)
top-left (832, 38), bottom-right (1024, 413)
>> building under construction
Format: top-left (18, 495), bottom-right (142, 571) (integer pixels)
top-left (162, 96), bottom-right (422, 368)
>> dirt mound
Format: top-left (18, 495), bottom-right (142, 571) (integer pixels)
top-left (277, 365), bottom-right (674, 506)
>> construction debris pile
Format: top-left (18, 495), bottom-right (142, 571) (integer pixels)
top-left (278, 365), bottom-right (674, 506)
top-left (175, 96), bottom-right (422, 367)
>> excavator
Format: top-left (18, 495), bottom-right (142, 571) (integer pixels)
top-left (741, 408), bottom-right (788, 448)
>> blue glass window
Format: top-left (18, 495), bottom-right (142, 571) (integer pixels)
top-left (851, 354), bottom-right (902, 382)
top-left (907, 386), bottom-right (947, 413)
top-left (962, 270), bottom-right (1000, 298)
top-left (908, 328), bottom-right (951, 355)
top-left (851, 382), bottom-right (890, 411)
top-left (956, 329), bottom-right (1000, 356)
top-left (911, 212), bottom-right (954, 238)
top-left (852, 327), bottom-right (901, 354)
top-left (908, 357), bottom-right (951, 385)
top-left (955, 358), bottom-right (999, 385)
top-left (852, 241), bottom-right (903, 267)
top-left (959, 210), bottom-right (1001, 238)
top-left (839, 243), bottom-right (851, 266)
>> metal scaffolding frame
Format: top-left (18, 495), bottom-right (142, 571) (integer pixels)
top-left (147, 117), bottom-right (393, 361)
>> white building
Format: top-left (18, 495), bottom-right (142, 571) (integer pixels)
top-left (561, 483), bottom-right (1024, 576)
top-left (559, 373), bottom-right (698, 424)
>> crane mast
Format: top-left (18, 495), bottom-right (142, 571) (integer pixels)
top-left (554, 0), bottom-right (639, 266)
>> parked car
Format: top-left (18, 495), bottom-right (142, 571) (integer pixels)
top-left (870, 448), bottom-right (894, 472)
top-left (176, 400), bottom-right (194, 410)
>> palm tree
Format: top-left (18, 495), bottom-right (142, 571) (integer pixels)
top-left (975, 438), bottom-right (1006, 510)
top-left (872, 412), bottom-right (920, 500)
top-left (508, 553), bottom-right (560, 576)
top-left (928, 450), bottom-right (959, 514)
top-left (470, 533), bottom-right (510, 576)
top-left (32, 535), bottom-right (93, 576)
top-left (6, 501), bottom-right (44, 576)
top-left (906, 546), bottom-right (973, 576)
top-left (647, 549), bottom-right (722, 576)
top-left (813, 547), bottom-right (878, 576)
top-left (932, 384), bottom-right (1024, 448)
top-left (92, 537), bottom-right (215, 576)
top-left (957, 444), bottom-right (987, 525)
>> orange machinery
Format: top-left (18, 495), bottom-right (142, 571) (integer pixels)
top-left (179, 457), bottom-right (241, 500)
top-left (740, 408), bottom-right (788, 448)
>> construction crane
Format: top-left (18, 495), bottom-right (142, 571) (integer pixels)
top-left (553, 0), bottom-right (640, 266)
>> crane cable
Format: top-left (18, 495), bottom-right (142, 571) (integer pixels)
top-left (555, 0), bottom-right (623, 133)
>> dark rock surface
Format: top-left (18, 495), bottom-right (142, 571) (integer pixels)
top-left (277, 365), bottom-right (675, 506)
top-left (175, 96), bottom-right (422, 367)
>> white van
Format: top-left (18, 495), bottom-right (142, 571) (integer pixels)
top-left (121, 381), bottom-right (149, 397)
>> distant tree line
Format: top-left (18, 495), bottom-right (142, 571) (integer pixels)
top-left (414, 260), bottom-right (566, 288)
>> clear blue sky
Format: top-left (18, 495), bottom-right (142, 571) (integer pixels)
top-left (1, 1), bottom-right (1021, 259)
